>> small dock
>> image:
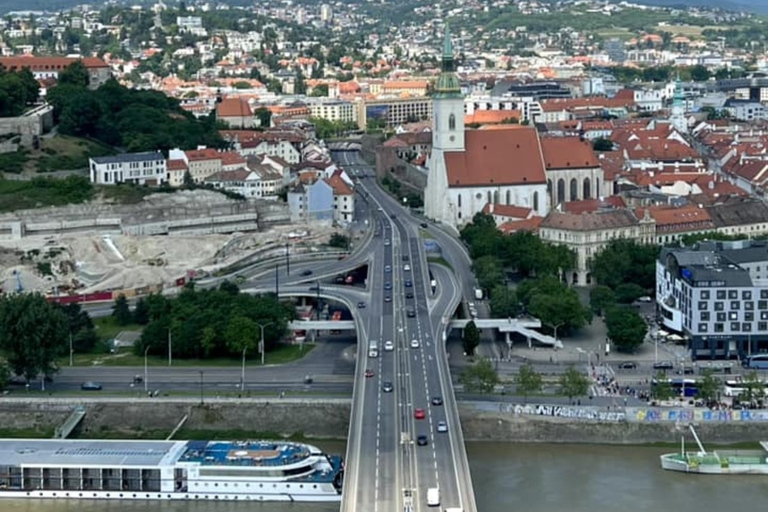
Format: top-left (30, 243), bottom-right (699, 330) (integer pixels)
top-left (54, 405), bottom-right (86, 439)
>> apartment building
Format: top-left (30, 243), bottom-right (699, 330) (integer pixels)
top-left (657, 241), bottom-right (768, 360)
top-left (309, 100), bottom-right (357, 124)
top-left (356, 97), bottom-right (432, 130)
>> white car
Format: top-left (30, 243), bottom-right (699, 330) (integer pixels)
top-left (436, 421), bottom-right (448, 433)
top-left (403, 264), bottom-right (411, 271)
top-left (384, 239), bottom-right (391, 246)
top-left (410, 339), bottom-right (420, 349)
top-left (384, 340), bottom-right (394, 351)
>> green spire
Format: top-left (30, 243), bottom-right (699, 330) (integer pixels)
top-left (441, 23), bottom-right (454, 73)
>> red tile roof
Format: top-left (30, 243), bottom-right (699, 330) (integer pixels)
top-left (540, 137), bottom-right (600, 170)
top-left (482, 203), bottom-right (532, 219)
top-left (562, 196), bottom-right (626, 214)
top-left (445, 127), bottom-right (547, 187)
top-left (636, 205), bottom-right (715, 233)
top-left (220, 151), bottom-right (247, 167)
top-left (217, 97), bottom-right (252, 118)
top-left (185, 148), bottom-right (221, 161)
top-left (167, 159), bottom-right (188, 171)
top-left (0, 56), bottom-right (108, 70)
top-left (498, 216), bottom-right (543, 233)
top-left (325, 171), bottom-right (353, 195)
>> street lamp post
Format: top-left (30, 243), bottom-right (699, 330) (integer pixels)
top-left (199, 371), bottom-right (204, 406)
top-left (69, 332), bottom-right (74, 367)
top-left (285, 243), bottom-right (290, 275)
top-left (168, 328), bottom-right (172, 367)
top-left (144, 346), bottom-right (150, 393)
top-left (256, 322), bottom-right (274, 366)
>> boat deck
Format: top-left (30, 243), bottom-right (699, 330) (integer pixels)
top-left (179, 441), bottom-right (311, 467)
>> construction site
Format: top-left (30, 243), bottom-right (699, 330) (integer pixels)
top-left (0, 190), bottom-right (341, 296)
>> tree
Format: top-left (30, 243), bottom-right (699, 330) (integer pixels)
top-left (328, 233), bottom-right (351, 249)
top-left (58, 60), bottom-right (90, 88)
top-left (592, 137), bottom-right (613, 151)
top-left (651, 371), bottom-right (674, 400)
top-left (0, 294), bottom-right (68, 382)
top-left (462, 320), bottom-right (481, 356)
top-left (515, 363), bottom-right (542, 403)
top-left (226, 316), bottom-right (258, 391)
top-left (689, 64), bottom-right (710, 82)
top-left (57, 302), bottom-right (97, 353)
top-left (133, 297), bottom-right (150, 325)
top-left (253, 107), bottom-right (272, 128)
top-left (615, 283), bottom-right (645, 304)
top-left (604, 306), bottom-right (647, 353)
top-left (590, 239), bottom-right (659, 291)
top-left (112, 294), bottom-right (133, 326)
top-left (310, 84), bottom-right (329, 96)
top-left (589, 285), bottom-right (615, 316)
top-left (459, 358), bottom-right (499, 393)
top-left (559, 365), bottom-right (589, 403)
top-left (696, 369), bottom-right (719, 405)
top-left (489, 284), bottom-right (518, 318)
top-left (219, 280), bottom-right (240, 295)
top-left (738, 370), bottom-right (764, 406)
top-left (473, 255), bottom-right (504, 293)
top-left (528, 285), bottom-right (590, 337)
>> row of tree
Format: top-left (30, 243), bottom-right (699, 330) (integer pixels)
top-left (46, 62), bottom-right (225, 153)
top-left (460, 359), bottom-right (590, 403)
top-left (0, 67), bottom-right (40, 118)
top-left (133, 284), bottom-right (295, 360)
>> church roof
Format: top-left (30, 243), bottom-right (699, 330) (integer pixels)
top-left (444, 127), bottom-right (547, 188)
top-left (540, 137), bottom-right (600, 170)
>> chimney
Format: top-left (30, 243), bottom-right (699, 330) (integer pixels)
top-left (490, 203), bottom-right (494, 214)
top-left (709, 180), bottom-right (715, 190)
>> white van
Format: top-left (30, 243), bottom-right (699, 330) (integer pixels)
top-left (427, 487), bottom-right (440, 507)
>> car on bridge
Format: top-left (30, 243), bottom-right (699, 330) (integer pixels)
top-left (382, 381), bottom-right (393, 393)
top-left (357, 302), bottom-right (366, 309)
top-left (416, 435), bottom-right (428, 446)
top-left (431, 396), bottom-right (443, 406)
top-left (410, 339), bottom-right (420, 348)
top-left (384, 340), bottom-right (394, 351)
top-left (384, 265), bottom-right (391, 273)
top-left (81, 381), bottom-right (102, 391)
top-left (402, 255), bottom-right (409, 261)
top-left (308, 285), bottom-right (320, 292)
top-left (436, 421), bottom-right (448, 433)
top-left (384, 282), bottom-right (392, 290)
top-left (403, 264), bottom-right (411, 271)
top-left (414, 408), bottom-right (426, 420)
top-left (384, 295), bottom-right (392, 303)
top-left (407, 309), bottom-right (416, 317)
top-left (365, 369), bottom-right (375, 378)
top-left (405, 292), bottom-right (414, 299)
top-left (384, 239), bottom-right (391, 246)
top-left (302, 270), bottom-right (313, 276)
top-left (404, 280), bottom-right (412, 287)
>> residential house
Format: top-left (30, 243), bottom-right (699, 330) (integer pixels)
top-left (216, 97), bottom-right (254, 129)
top-left (168, 147), bottom-right (222, 184)
top-left (89, 152), bottom-right (166, 185)
top-left (325, 170), bottom-right (355, 225)
top-left (288, 180), bottom-right (334, 224)
top-left (167, 159), bottom-right (188, 187)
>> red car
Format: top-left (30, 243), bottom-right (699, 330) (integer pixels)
top-left (365, 369), bottom-right (375, 378)
top-left (414, 408), bottom-right (425, 420)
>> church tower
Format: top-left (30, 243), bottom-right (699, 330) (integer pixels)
top-left (425, 25), bottom-right (464, 223)
top-left (432, 24), bottom-right (465, 151)
top-left (670, 76), bottom-right (688, 134)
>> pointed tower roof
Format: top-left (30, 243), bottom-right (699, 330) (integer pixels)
top-left (434, 24), bottom-right (462, 99)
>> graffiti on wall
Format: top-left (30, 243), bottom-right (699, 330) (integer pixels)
top-left (633, 408), bottom-right (768, 422)
top-left (513, 404), bottom-right (626, 422)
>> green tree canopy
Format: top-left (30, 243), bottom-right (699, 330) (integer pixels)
top-left (0, 294), bottom-right (68, 381)
top-left (604, 306), bottom-right (647, 353)
top-left (459, 357), bottom-right (499, 393)
top-left (519, 276), bottom-right (590, 337)
top-left (589, 239), bottom-right (658, 291)
top-left (462, 320), bottom-right (481, 356)
top-left (58, 60), bottom-right (90, 87)
top-left (473, 255), bottom-right (504, 292)
top-left (489, 284), bottom-right (518, 318)
top-left (589, 285), bottom-right (615, 316)
top-left (559, 365), bottom-right (590, 403)
top-left (592, 137), bottom-right (613, 151)
top-left (615, 283), bottom-right (646, 304)
top-left (328, 233), bottom-right (351, 249)
top-left (696, 369), bottom-right (720, 405)
top-left (515, 363), bottom-right (542, 403)
top-left (57, 302), bottom-right (97, 353)
top-left (112, 294), bottom-right (133, 326)
top-left (651, 371), bottom-right (675, 401)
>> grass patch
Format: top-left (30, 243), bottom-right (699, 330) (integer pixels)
top-left (0, 175), bottom-right (93, 212)
top-left (93, 316), bottom-right (142, 342)
top-left (427, 255), bottom-right (453, 271)
top-left (29, 135), bottom-right (116, 173)
top-left (98, 183), bottom-right (177, 205)
top-left (0, 147), bottom-right (30, 174)
top-left (0, 426), bottom-right (55, 438)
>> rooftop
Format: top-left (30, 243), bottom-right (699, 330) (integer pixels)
top-left (0, 439), bottom-right (183, 467)
top-left (91, 152), bottom-right (164, 165)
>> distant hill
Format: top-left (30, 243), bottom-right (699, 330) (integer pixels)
top-left (624, 0), bottom-right (768, 14)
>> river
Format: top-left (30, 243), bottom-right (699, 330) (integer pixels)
top-left (4, 442), bottom-right (768, 512)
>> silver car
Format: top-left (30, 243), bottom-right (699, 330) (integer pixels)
top-left (436, 421), bottom-right (448, 433)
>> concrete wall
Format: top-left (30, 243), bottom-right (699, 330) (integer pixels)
top-left (0, 104), bottom-right (54, 143)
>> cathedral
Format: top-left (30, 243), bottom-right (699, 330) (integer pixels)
top-left (424, 27), bottom-right (550, 227)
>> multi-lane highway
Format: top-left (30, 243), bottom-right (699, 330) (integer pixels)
top-left (337, 150), bottom-right (476, 512)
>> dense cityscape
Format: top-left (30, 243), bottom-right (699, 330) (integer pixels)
top-left (1, 0), bottom-right (768, 510)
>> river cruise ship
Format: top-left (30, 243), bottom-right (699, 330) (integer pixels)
top-left (0, 438), bottom-right (343, 502)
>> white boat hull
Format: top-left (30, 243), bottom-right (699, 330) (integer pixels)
top-left (0, 488), bottom-right (341, 502)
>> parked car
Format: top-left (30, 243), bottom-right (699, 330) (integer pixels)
top-left (81, 381), bottom-right (103, 391)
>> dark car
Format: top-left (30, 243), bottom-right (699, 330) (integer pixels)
top-left (384, 295), bottom-right (392, 303)
top-left (385, 282), bottom-right (392, 290)
top-left (81, 381), bottom-right (102, 391)
top-left (301, 269), bottom-right (313, 276)
top-left (431, 396), bottom-right (443, 406)
top-left (404, 280), bottom-right (412, 288)
top-left (416, 435), bottom-right (428, 446)
top-left (309, 285), bottom-right (320, 292)
top-left (357, 302), bottom-right (366, 309)
top-left (653, 361), bottom-right (674, 370)
top-left (402, 255), bottom-right (410, 261)
top-left (405, 291), bottom-right (414, 299)
top-left (420, 222), bottom-right (428, 228)
top-left (382, 381), bottom-right (394, 393)
top-left (407, 309), bottom-right (416, 318)
top-left (618, 362), bottom-right (637, 370)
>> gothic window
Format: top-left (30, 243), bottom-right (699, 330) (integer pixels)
top-left (494, 190), bottom-right (499, 204)
top-left (506, 190), bottom-right (511, 205)
top-left (557, 179), bottom-right (565, 204)
top-left (457, 194), bottom-right (462, 208)
top-left (533, 192), bottom-right (539, 212)
top-left (583, 177), bottom-right (591, 200)
top-left (487, 191), bottom-right (492, 204)
top-left (449, 113), bottom-right (456, 131)
top-left (570, 178), bottom-right (578, 201)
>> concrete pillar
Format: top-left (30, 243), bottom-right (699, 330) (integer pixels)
top-left (527, 336), bottom-right (532, 349)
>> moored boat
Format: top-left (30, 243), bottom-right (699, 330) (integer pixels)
top-left (0, 438), bottom-right (343, 502)
top-left (660, 425), bottom-right (768, 475)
